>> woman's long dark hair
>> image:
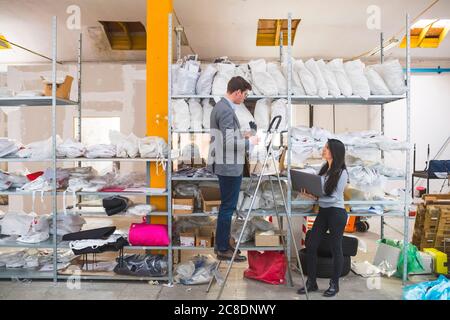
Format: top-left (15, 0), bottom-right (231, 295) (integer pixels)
top-left (319, 139), bottom-right (347, 196)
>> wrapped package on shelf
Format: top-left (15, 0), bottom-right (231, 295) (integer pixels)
top-left (175, 60), bottom-right (200, 95)
top-left (254, 98), bottom-right (272, 130)
top-left (305, 59), bottom-right (328, 98)
top-left (138, 136), bottom-right (168, 158)
top-left (282, 57), bottom-right (306, 95)
top-left (294, 59), bottom-right (317, 96)
top-left (270, 99), bottom-right (288, 131)
top-left (365, 66), bottom-right (391, 95)
top-left (174, 254), bottom-right (217, 285)
top-left (56, 139), bottom-right (86, 158)
top-left (85, 144), bottom-right (116, 158)
top-left (372, 59), bottom-right (407, 95)
top-left (235, 103), bottom-right (255, 130)
top-left (171, 63), bottom-right (181, 95)
top-left (202, 99), bottom-right (214, 129)
top-left (234, 64), bottom-right (255, 94)
top-left (317, 59), bottom-right (341, 97)
top-left (260, 180), bottom-right (288, 209)
top-left (0, 138), bottom-right (19, 158)
top-left (267, 62), bottom-right (287, 95)
top-left (196, 64), bottom-right (217, 95)
top-left (17, 136), bottom-right (63, 159)
top-left (171, 99), bottom-right (190, 131)
top-left (248, 59), bottom-right (278, 96)
top-left (109, 131), bottom-right (139, 158)
top-left (188, 98), bottom-right (203, 130)
top-left (328, 58), bottom-right (353, 97)
top-left (212, 63), bottom-right (235, 96)
top-left (344, 59), bottom-right (370, 100)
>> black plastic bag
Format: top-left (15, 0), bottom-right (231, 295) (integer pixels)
top-left (114, 254), bottom-right (168, 277)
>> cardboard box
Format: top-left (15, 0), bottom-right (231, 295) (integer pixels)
top-left (43, 75), bottom-right (73, 100)
top-left (254, 230), bottom-right (285, 247)
top-left (200, 187), bottom-right (221, 213)
top-left (172, 197), bottom-right (195, 214)
top-left (179, 231), bottom-right (196, 247)
top-left (195, 226), bottom-right (215, 248)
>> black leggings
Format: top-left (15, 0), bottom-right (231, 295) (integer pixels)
top-left (306, 206), bottom-right (348, 283)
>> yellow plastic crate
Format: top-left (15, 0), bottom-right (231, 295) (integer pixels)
top-left (423, 248), bottom-right (448, 275)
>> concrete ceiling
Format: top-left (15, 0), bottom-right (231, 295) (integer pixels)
top-left (0, 0), bottom-right (449, 64)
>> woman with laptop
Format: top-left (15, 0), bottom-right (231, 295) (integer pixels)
top-left (296, 139), bottom-right (349, 298)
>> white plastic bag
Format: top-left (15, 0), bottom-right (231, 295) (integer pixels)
top-left (235, 104), bottom-right (255, 130)
top-left (254, 98), bottom-right (272, 130)
top-left (249, 59), bottom-right (278, 96)
top-left (270, 99), bottom-right (288, 131)
top-left (175, 61), bottom-right (200, 95)
top-left (171, 63), bottom-right (181, 95)
top-left (294, 60), bottom-right (317, 96)
top-left (365, 67), bottom-right (391, 95)
top-left (196, 64), bottom-right (217, 95)
top-left (372, 60), bottom-right (406, 95)
top-left (85, 144), bottom-right (116, 158)
top-left (282, 57), bottom-right (306, 95)
top-left (317, 59), bottom-right (341, 97)
top-left (234, 64), bottom-right (254, 93)
top-left (267, 62), bottom-right (287, 95)
top-left (109, 131), bottom-right (139, 158)
top-left (17, 136), bottom-right (63, 159)
top-left (202, 99), bottom-right (214, 129)
top-left (171, 99), bottom-right (190, 131)
top-left (56, 139), bottom-right (86, 158)
top-left (212, 63), bottom-right (235, 96)
top-left (344, 59), bottom-right (370, 99)
top-left (138, 136), bottom-right (168, 158)
top-left (328, 59), bottom-right (353, 97)
top-left (188, 98), bottom-right (203, 130)
top-left (305, 59), bottom-right (328, 98)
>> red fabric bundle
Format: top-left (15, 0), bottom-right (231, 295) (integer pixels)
top-left (244, 251), bottom-right (286, 285)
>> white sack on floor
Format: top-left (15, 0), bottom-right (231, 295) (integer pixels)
top-left (344, 59), bottom-right (370, 100)
top-left (254, 98), bottom-right (272, 130)
top-left (109, 131), bottom-right (139, 158)
top-left (328, 59), bottom-right (353, 97)
top-left (196, 64), bottom-right (217, 95)
top-left (171, 99), bottom-right (190, 131)
top-left (56, 139), bottom-right (86, 158)
top-left (267, 62), bottom-right (287, 95)
top-left (235, 104), bottom-right (255, 130)
top-left (249, 59), bottom-right (278, 96)
top-left (372, 60), bottom-right (407, 95)
top-left (364, 67), bottom-right (391, 95)
top-left (317, 59), bottom-right (341, 97)
top-left (212, 63), bottom-right (235, 96)
top-left (294, 60), bottom-right (317, 96)
top-left (188, 98), bottom-right (203, 130)
top-left (305, 59), bottom-right (328, 98)
top-left (175, 60), bottom-right (200, 95)
top-left (282, 58), bottom-right (306, 95)
top-left (202, 99), bottom-right (214, 129)
top-left (270, 99), bottom-right (288, 131)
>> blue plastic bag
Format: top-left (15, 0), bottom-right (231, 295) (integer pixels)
top-left (403, 275), bottom-right (450, 300)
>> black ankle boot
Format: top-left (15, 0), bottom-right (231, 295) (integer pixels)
top-left (323, 280), bottom-right (339, 297)
top-left (297, 280), bottom-right (318, 295)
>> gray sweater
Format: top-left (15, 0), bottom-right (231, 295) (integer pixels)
top-left (318, 170), bottom-right (349, 209)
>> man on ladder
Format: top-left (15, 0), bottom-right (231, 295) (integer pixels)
top-left (207, 76), bottom-right (259, 262)
top-left (207, 77), bottom-right (309, 300)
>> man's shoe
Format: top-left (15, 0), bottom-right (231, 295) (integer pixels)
top-left (214, 246), bottom-right (241, 255)
top-left (297, 280), bottom-right (319, 295)
top-left (216, 249), bottom-right (247, 262)
top-left (323, 280), bottom-right (339, 297)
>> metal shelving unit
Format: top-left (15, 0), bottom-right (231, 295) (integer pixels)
top-left (0, 17), bottom-right (171, 283)
top-left (168, 12), bottom-right (412, 286)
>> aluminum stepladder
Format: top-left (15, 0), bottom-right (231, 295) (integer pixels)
top-left (206, 115), bottom-right (309, 300)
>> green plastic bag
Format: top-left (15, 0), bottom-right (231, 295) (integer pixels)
top-left (377, 239), bottom-right (425, 278)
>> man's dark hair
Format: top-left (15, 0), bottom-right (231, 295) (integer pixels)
top-left (227, 76), bottom-right (252, 94)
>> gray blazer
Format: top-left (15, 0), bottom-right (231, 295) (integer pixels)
top-left (207, 98), bottom-right (248, 177)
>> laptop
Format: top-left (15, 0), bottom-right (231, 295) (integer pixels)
top-left (290, 169), bottom-right (325, 198)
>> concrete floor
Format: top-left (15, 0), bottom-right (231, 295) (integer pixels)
top-left (0, 216), bottom-right (436, 300)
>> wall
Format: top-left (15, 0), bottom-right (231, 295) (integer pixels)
top-left (3, 62), bottom-right (147, 213)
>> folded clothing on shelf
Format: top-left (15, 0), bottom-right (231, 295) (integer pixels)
top-left (62, 226), bottom-right (116, 241)
top-left (102, 196), bottom-right (132, 216)
top-left (173, 167), bottom-right (215, 178)
top-left (57, 139), bottom-right (86, 158)
top-left (0, 170), bottom-right (29, 190)
top-left (114, 254), bottom-right (168, 277)
top-left (85, 144), bottom-right (116, 158)
top-left (126, 204), bottom-right (157, 216)
top-left (69, 234), bottom-right (128, 255)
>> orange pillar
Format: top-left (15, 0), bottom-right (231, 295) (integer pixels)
top-left (146, 0), bottom-right (172, 224)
